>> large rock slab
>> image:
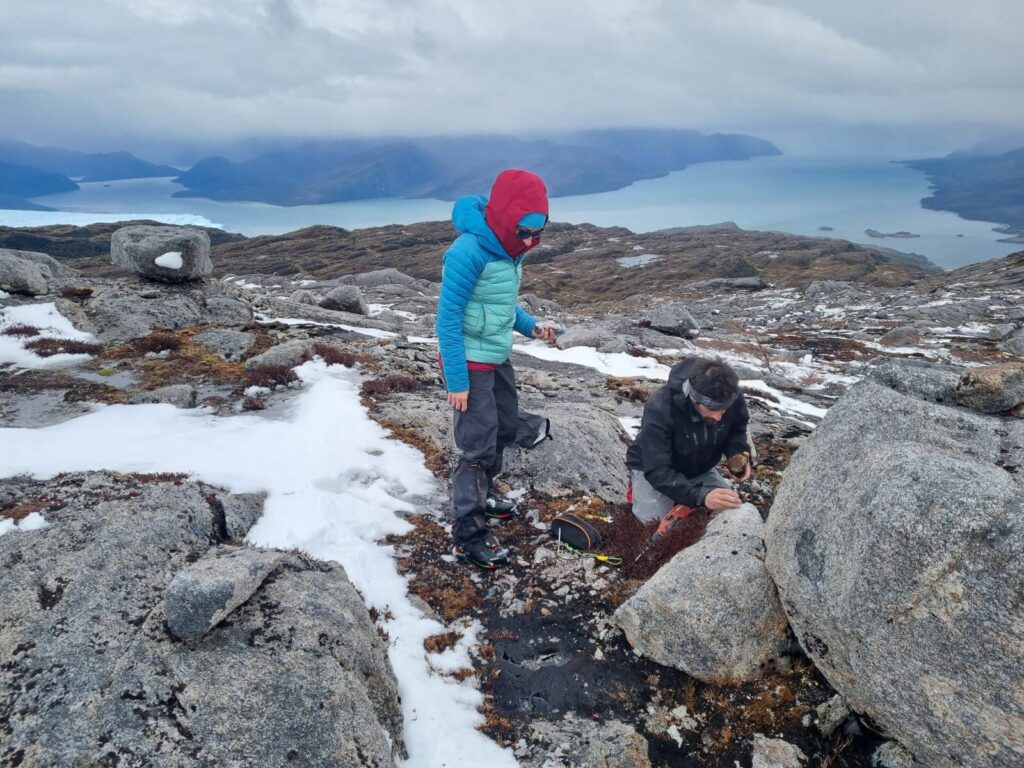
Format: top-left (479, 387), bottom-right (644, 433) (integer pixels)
top-left (373, 392), bottom-right (629, 501)
top-left (764, 381), bottom-right (1024, 768)
top-left (644, 301), bottom-right (700, 338)
top-left (48, 276), bottom-right (253, 344)
top-left (0, 251), bottom-right (48, 295)
top-left (111, 225), bottom-right (213, 283)
top-left (0, 472), bottom-right (404, 767)
top-left (0, 248), bottom-right (78, 278)
top-left (869, 359), bottom-right (961, 404)
top-left (338, 268), bottom-right (417, 288)
top-left (614, 504), bottom-right (789, 683)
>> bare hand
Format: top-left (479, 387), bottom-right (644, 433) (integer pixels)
top-left (704, 488), bottom-right (742, 511)
top-left (725, 452), bottom-right (752, 482)
top-left (532, 326), bottom-right (557, 342)
top-left (447, 391), bottom-right (469, 412)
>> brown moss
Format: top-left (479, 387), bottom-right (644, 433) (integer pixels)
top-left (246, 365), bottom-right (299, 389)
top-left (360, 374), bottom-right (419, 399)
top-left (950, 345), bottom-right (1004, 363)
top-left (24, 338), bottom-right (102, 357)
top-left (2, 324), bottom-right (40, 337)
top-left (478, 701), bottom-right (515, 747)
top-left (242, 395), bottom-right (267, 411)
top-left (383, 515), bottom-right (485, 623)
top-left (106, 328), bottom-right (247, 389)
top-left (60, 285), bottom-right (94, 301)
top-left (605, 376), bottom-right (654, 403)
top-left (135, 330), bottom-right (182, 354)
top-left (1, 495), bottom-right (65, 522)
top-left (423, 631), bottom-right (461, 654)
top-left (128, 472), bottom-right (188, 484)
top-left (310, 342), bottom-right (357, 367)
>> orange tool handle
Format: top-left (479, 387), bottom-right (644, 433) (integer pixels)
top-left (649, 504), bottom-right (694, 542)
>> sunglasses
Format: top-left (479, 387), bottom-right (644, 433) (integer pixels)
top-left (516, 226), bottom-right (544, 241)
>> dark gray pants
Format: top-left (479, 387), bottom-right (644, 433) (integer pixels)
top-left (450, 361), bottom-right (518, 544)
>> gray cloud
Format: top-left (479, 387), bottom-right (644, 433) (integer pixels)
top-left (1, 0), bottom-right (1022, 158)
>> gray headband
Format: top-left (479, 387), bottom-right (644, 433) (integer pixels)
top-left (682, 380), bottom-right (737, 412)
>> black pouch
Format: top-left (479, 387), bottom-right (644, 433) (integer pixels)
top-left (550, 513), bottom-right (603, 551)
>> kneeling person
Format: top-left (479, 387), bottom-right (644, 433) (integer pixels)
top-left (626, 357), bottom-right (752, 524)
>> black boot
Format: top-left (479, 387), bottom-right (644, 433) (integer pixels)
top-left (453, 531), bottom-right (509, 569)
top-left (484, 492), bottom-right (518, 520)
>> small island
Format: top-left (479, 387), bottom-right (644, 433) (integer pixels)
top-left (865, 229), bottom-right (921, 239)
top-left (818, 226), bottom-right (834, 231)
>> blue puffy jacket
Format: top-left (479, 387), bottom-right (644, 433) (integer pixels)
top-left (436, 194), bottom-right (538, 392)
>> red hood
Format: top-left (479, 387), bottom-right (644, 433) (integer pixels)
top-left (484, 169), bottom-right (549, 259)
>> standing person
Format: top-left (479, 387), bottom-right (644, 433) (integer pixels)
top-left (436, 169), bottom-right (558, 569)
top-left (626, 357), bottom-right (752, 526)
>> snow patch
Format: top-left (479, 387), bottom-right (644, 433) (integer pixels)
top-left (0, 361), bottom-right (515, 767)
top-left (0, 302), bottom-right (97, 369)
top-left (0, 511), bottom-right (49, 537)
top-left (618, 416), bottom-right (642, 439)
top-left (155, 251), bottom-right (183, 269)
top-left (615, 254), bottom-right (663, 268)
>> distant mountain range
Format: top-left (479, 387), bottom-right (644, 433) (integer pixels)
top-left (171, 129), bottom-right (782, 205)
top-left (0, 140), bottom-right (180, 210)
top-left (903, 146), bottom-right (1024, 235)
top-left (0, 129), bottom-right (780, 210)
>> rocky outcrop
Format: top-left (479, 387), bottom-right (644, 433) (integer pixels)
top-left (956, 361), bottom-right (1024, 413)
top-left (320, 284), bottom-right (369, 315)
top-left (48, 275), bottom-right (253, 344)
top-left (0, 472), bottom-right (404, 767)
top-left (802, 280), bottom-right (870, 300)
top-left (868, 359), bottom-right (960, 404)
top-left (1, 248), bottom-right (78, 278)
top-left (614, 504), bottom-right (789, 683)
top-left (644, 301), bottom-right (699, 338)
top-left (111, 225), bottom-right (213, 283)
top-left (0, 250), bottom-right (48, 295)
top-left (764, 381), bottom-right (1024, 768)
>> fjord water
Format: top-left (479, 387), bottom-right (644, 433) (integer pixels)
top-left (11, 155), bottom-right (1020, 269)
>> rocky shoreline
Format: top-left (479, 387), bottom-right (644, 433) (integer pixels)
top-left (2, 224), bottom-right (1023, 767)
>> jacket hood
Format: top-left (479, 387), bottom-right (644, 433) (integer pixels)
top-left (451, 170), bottom-right (549, 260)
top-left (486, 169), bottom-right (549, 259)
top-left (451, 194), bottom-right (508, 258)
top-left (668, 358), bottom-right (699, 391)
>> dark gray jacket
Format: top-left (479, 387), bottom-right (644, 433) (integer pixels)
top-left (625, 358), bottom-right (750, 507)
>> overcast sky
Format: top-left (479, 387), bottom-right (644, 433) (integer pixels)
top-left (3, 0), bottom-right (1023, 161)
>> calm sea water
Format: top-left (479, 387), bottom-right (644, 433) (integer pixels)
top-left (7, 155), bottom-right (1020, 270)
